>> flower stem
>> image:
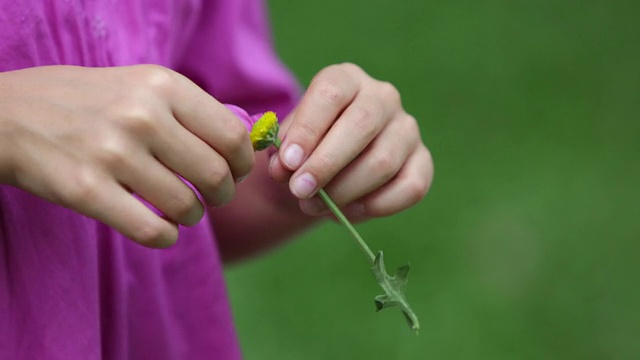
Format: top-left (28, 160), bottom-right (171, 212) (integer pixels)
top-left (273, 138), bottom-right (375, 264)
top-left (317, 189), bottom-right (376, 263)
top-left (268, 131), bottom-right (418, 332)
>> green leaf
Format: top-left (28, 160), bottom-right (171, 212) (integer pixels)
top-left (372, 251), bottom-right (420, 333)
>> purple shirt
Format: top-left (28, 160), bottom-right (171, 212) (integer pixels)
top-left (0, 0), bottom-right (299, 358)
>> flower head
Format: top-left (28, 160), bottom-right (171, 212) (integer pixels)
top-left (250, 111), bottom-right (279, 151)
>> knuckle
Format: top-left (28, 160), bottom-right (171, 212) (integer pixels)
top-left (94, 133), bottom-right (132, 169)
top-left (199, 162), bottom-right (233, 196)
top-left (315, 152), bottom-right (340, 180)
top-left (106, 93), bottom-right (158, 134)
top-left (405, 176), bottom-right (429, 205)
top-left (168, 190), bottom-right (200, 223)
top-left (378, 81), bottom-right (401, 105)
top-left (373, 150), bottom-right (401, 180)
top-left (402, 113), bottom-right (420, 132)
top-left (349, 106), bottom-right (378, 139)
top-left (336, 62), bottom-right (363, 75)
top-left (397, 113), bottom-right (422, 145)
top-left (61, 166), bottom-right (103, 205)
top-left (312, 79), bottom-right (346, 105)
top-left (134, 64), bottom-right (176, 94)
top-left (362, 200), bottom-right (391, 218)
top-left (298, 120), bottom-right (321, 141)
top-left (106, 98), bottom-right (162, 139)
top-left (217, 118), bottom-right (254, 179)
top-left (119, 105), bottom-right (159, 137)
top-left (131, 220), bottom-right (171, 246)
top-left (223, 119), bottom-right (251, 151)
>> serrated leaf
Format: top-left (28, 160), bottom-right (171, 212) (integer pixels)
top-left (371, 251), bottom-right (420, 332)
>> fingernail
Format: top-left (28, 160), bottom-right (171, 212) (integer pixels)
top-left (291, 172), bottom-right (317, 198)
top-left (268, 154), bottom-right (277, 172)
top-left (300, 197), bottom-right (325, 216)
top-left (282, 144), bottom-right (304, 170)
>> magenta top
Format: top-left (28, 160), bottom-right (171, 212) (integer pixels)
top-left (0, 0), bottom-right (299, 359)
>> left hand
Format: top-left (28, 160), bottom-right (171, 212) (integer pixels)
top-left (269, 63), bottom-right (434, 220)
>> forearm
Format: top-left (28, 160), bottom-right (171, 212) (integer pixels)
top-left (208, 151), bottom-right (323, 263)
top-left (0, 90), bottom-right (17, 186)
top-left (0, 122), bottom-right (12, 184)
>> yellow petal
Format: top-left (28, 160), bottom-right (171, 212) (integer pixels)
top-left (250, 111), bottom-right (279, 150)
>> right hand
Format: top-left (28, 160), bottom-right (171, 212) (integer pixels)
top-left (0, 65), bottom-right (254, 248)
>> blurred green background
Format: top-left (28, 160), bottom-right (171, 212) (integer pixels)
top-left (226, 1), bottom-right (640, 359)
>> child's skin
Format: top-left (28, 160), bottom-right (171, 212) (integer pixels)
top-left (0, 63), bottom-right (433, 260)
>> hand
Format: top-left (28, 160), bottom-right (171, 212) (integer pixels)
top-left (269, 63), bottom-right (433, 220)
top-left (0, 65), bottom-right (254, 247)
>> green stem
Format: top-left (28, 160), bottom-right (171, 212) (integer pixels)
top-left (273, 137), bottom-right (376, 264)
top-left (317, 189), bottom-right (376, 263)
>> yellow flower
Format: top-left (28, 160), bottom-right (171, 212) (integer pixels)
top-left (250, 111), bottom-right (280, 151)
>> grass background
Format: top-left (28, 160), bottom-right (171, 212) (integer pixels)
top-left (225, 1), bottom-right (640, 358)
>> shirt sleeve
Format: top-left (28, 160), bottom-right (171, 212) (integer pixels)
top-left (176, 0), bottom-right (300, 119)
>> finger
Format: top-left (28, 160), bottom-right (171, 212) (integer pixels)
top-left (141, 66), bottom-right (254, 181)
top-left (115, 150), bottom-right (205, 226)
top-left (57, 173), bottom-right (179, 248)
top-left (275, 106), bottom-right (297, 140)
top-left (358, 145), bottom-right (433, 217)
top-left (149, 118), bottom-right (236, 207)
top-left (12, 132), bottom-right (179, 248)
top-left (299, 114), bottom-right (419, 215)
top-left (288, 92), bottom-right (392, 199)
top-left (268, 109), bottom-right (297, 183)
top-left (92, 183), bottom-right (180, 248)
top-left (83, 121), bottom-right (208, 223)
top-left (268, 153), bottom-right (293, 183)
top-left (278, 64), bottom-right (361, 173)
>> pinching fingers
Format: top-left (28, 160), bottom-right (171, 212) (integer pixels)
top-left (277, 64), bottom-right (363, 182)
